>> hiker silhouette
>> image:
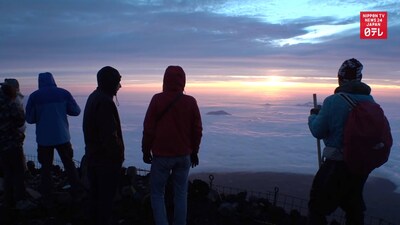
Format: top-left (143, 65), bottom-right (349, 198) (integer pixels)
top-left (83, 66), bottom-right (125, 225)
top-left (142, 65), bottom-right (203, 225)
top-left (307, 58), bottom-right (390, 225)
top-left (26, 72), bottom-right (84, 207)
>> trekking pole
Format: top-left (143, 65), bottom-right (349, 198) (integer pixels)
top-left (313, 93), bottom-right (322, 168)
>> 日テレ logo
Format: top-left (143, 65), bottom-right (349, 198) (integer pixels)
top-left (360, 12), bottom-right (387, 39)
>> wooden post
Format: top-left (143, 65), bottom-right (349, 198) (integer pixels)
top-left (313, 93), bottom-right (322, 168)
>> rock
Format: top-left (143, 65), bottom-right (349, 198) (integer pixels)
top-left (26, 187), bottom-right (41, 199)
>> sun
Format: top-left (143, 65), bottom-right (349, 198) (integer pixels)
top-left (242, 76), bottom-right (292, 88)
top-left (264, 76), bottom-right (285, 87)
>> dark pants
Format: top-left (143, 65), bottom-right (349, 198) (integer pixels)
top-left (87, 164), bottom-right (121, 225)
top-left (308, 160), bottom-right (368, 225)
top-left (0, 146), bottom-right (26, 207)
top-left (38, 142), bottom-right (81, 198)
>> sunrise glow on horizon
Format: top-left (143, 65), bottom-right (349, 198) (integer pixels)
top-left (15, 71), bottom-right (399, 104)
top-left (115, 76), bottom-right (400, 104)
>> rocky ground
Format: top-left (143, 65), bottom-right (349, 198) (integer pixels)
top-left (0, 161), bottom-right (321, 225)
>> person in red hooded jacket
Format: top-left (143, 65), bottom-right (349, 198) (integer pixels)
top-left (142, 65), bottom-right (203, 225)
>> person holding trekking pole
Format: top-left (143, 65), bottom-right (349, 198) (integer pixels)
top-left (307, 58), bottom-right (375, 225)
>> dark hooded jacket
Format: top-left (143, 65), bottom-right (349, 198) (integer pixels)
top-left (25, 72), bottom-right (80, 146)
top-left (142, 66), bottom-right (203, 157)
top-left (83, 66), bottom-right (124, 166)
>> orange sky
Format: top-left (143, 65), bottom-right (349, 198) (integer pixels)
top-left (114, 77), bottom-right (400, 104)
top-left (18, 74), bottom-right (399, 104)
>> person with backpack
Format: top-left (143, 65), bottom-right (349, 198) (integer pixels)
top-left (142, 65), bottom-right (203, 225)
top-left (307, 58), bottom-right (392, 225)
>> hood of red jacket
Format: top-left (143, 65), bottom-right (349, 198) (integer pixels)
top-left (162, 66), bottom-right (185, 92)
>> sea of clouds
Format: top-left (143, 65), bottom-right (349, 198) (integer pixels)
top-left (22, 92), bottom-right (400, 192)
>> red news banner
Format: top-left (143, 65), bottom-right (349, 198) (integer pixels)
top-left (360, 12), bottom-right (387, 39)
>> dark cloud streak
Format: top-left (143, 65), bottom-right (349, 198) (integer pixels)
top-left (0, 0), bottom-right (399, 82)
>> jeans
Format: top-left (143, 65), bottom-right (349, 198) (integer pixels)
top-left (0, 146), bottom-right (26, 207)
top-left (308, 160), bottom-right (368, 225)
top-left (150, 155), bottom-right (191, 225)
top-left (37, 142), bottom-right (82, 198)
top-left (87, 164), bottom-right (121, 225)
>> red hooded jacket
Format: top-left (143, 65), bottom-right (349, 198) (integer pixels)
top-left (142, 66), bottom-right (202, 157)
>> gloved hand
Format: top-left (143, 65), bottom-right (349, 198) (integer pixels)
top-left (142, 152), bottom-right (153, 164)
top-left (310, 105), bottom-right (322, 115)
top-left (190, 153), bottom-right (199, 168)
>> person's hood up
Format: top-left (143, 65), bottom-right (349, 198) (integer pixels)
top-left (38, 72), bottom-right (57, 89)
top-left (162, 66), bottom-right (186, 92)
top-left (97, 66), bottom-right (121, 96)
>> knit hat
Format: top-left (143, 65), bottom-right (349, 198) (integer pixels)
top-left (338, 58), bottom-right (363, 82)
top-left (0, 78), bottom-right (23, 97)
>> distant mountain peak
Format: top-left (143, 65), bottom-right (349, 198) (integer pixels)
top-left (206, 110), bottom-right (231, 115)
top-left (295, 102), bottom-right (319, 107)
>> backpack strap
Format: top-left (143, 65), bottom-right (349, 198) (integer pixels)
top-left (156, 92), bottom-right (183, 122)
top-left (339, 93), bottom-right (357, 109)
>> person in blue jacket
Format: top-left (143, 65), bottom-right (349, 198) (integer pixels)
top-left (307, 58), bottom-right (374, 225)
top-left (25, 72), bottom-right (83, 205)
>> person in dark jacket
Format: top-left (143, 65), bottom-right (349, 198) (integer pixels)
top-left (0, 80), bottom-right (28, 209)
top-left (25, 72), bottom-right (83, 205)
top-left (308, 58), bottom-right (374, 225)
top-left (142, 65), bottom-right (203, 225)
top-left (83, 66), bottom-right (124, 225)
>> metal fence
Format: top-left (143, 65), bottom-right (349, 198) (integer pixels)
top-left (25, 154), bottom-right (81, 170)
top-left (210, 183), bottom-right (395, 225)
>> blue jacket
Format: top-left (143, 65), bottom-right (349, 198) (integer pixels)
top-left (308, 81), bottom-right (374, 160)
top-left (25, 72), bottom-right (80, 146)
